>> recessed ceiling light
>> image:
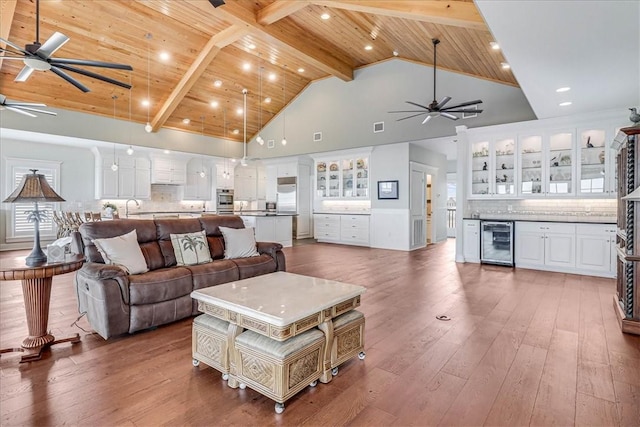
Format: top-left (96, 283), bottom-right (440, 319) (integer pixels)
top-left (297, 67), bottom-right (304, 73)
top-left (242, 62), bottom-right (251, 71)
top-left (559, 101), bottom-right (572, 107)
top-left (159, 51), bottom-right (170, 61)
top-left (236, 108), bottom-right (243, 115)
top-left (232, 129), bottom-right (240, 134)
top-left (213, 80), bottom-right (222, 87)
top-left (321, 12), bottom-right (330, 20)
top-left (392, 50), bottom-right (399, 57)
top-left (210, 101), bottom-right (219, 108)
top-left (264, 97), bottom-right (271, 103)
top-left (141, 99), bottom-right (150, 107)
top-left (364, 45), bottom-right (373, 51)
top-left (556, 87), bottom-right (571, 93)
top-left (501, 62), bottom-right (510, 69)
top-left (248, 43), bottom-right (256, 50)
top-left (268, 72), bottom-right (276, 81)
top-left (182, 118), bottom-right (191, 124)
top-left (489, 42), bottom-right (500, 50)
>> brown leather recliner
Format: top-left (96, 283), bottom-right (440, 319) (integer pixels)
top-left (73, 215), bottom-right (285, 339)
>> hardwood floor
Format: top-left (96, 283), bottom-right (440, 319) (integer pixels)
top-left (1, 239), bottom-right (639, 426)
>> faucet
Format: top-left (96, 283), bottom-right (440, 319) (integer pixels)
top-left (125, 199), bottom-right (139, 218)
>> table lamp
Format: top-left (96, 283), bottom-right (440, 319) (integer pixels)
top-left (3, 169), bottom-right (65, 266)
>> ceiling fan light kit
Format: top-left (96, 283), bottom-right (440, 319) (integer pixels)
top-left (0, 0), bottom-right (133, 93)
top-left (389, 38), bottom-right (483, 124)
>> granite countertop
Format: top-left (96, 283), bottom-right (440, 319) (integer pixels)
top-left (314, 211), bottom-right (371, 216)
top-left (127, 211), bottom-right (213, 216)
top-left (463, 214), bottom-right (616, 224)
top-left (235, 211), bottom-right (297, 217)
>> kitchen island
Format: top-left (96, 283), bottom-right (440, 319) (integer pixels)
top-left (237, 212), bottom-right (296, 248)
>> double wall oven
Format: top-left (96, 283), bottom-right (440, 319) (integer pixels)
top-left (216, 189), bottom-right (234, 213)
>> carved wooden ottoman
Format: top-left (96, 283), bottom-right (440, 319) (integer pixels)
top-left (234, 327), bottom-right (325, 413)
top-left (330, 309), bottom-right (366, 376)
top-left (191, 314), bottom-right (230, 380)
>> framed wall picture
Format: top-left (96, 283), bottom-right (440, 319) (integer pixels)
top-left (377, 180), bottom-right (398, 199)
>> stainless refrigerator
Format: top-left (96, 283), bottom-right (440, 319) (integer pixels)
top-left (277, 177), bottom-right (297, 238)
top-left (276, 177), bottom-right (297, 212)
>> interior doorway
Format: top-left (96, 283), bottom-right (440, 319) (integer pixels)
top-left (426, 174), bottom-right (433, 244)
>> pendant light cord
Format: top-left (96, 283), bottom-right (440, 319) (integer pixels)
top-left (283, 69), bottom-right (286, 138)
top-left (243, 89), bottom-right (247, 160)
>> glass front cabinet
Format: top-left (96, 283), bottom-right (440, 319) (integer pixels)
top-left (470, 137), bottom-right (516, 198)
top-left (577, 127), bottom-right (617, 197)
top-left (315, 155), bottom-right (369, 199)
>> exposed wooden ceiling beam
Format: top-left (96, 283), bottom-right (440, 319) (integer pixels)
top-left (0, 0), bottom-right (18, 70)
top-left (257, 1), bottom-right (309, 25)
top-left (150, 25), bottom-right (248, 132)
top-left (187, 0), bottom-right (353, 81)
top-left (308, 0), bottom-right (485, 30)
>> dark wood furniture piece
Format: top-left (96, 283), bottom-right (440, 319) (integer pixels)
top-left (614, 125), bottom-right (640, 335)
top-left (0, 254), bottom-right (85, 362)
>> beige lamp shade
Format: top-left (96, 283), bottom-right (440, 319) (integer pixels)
top-left (3, 169), bottom-right (65, 203)
top-left (622, 186), bottom-right (640, 201)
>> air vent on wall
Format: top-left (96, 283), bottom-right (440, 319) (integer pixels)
top-left (462, 106), bottom-right (478, 119)
top-left (373, 122), bottom-right (384, 133)
top-left (267, 139), bottom-right (275, 149)
top-left (313, 132), bottom-right (322, 142)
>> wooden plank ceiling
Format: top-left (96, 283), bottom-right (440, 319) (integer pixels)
top-left (0, 0), bottom-right (515, 144)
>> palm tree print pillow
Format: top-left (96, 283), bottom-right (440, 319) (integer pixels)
top-left (170, 230), bottom-right (213, 266)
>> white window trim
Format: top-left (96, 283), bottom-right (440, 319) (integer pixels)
top-left (3, 157), bottom-right (62, 243)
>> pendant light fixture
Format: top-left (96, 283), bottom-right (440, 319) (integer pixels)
top-left (127, 73), bottom-right (134, 155)
top-left (256, 62), bottom-right (264, 145)
top-left (241, 88), bottom-right (248, 166)
top-left (144, 33), bottom-right (153, 133)
top-left (111, 95), bottom-right (119, 171)
top-left (281, 67), bottom-right (287, 146)
top-left (223, 107), bottom-right (230, 180)
top-left (199, 116), bottom-right (206, 178)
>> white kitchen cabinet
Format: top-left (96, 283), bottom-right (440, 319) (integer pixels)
top-left (515, 222), bottom-right (576, 270)
top-left (463, 219), bottom-right (480, 262)
top-left (314, 214), bottom-right (341, 242)
top-left (265, 165), bottom-right (277, 202)
top-left (576, 127), bottom-right (617, 197)
top-left (257, 167), bottom-right (267, 201)
top-left (184, 159), bottom-right (211, 201)
top-left (234, 166), bottom-right (257, 201)
top-left (215, 164), bottom-right (234, 190)
top-left (576, 224), bottom-right (616, 276)
top-left (94, 149), bottom-right (150, 199)
top-left (314, 214), bottom-right (369, 246)
top-left (277, 163), bottom-right (297, 177)
top-left (469, 137), bottom-right (516, 197)
top-left (241, 215), bottom-right (292, 247)
top-left (150, 155), bottom-right (187, 185)
top-left (314, 153), bottom-right (369, 200)
top-left (517, 130), bottom-right (575, 197)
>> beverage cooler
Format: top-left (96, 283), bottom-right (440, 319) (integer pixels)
top-left (480, 221), bottom-right (514, 266)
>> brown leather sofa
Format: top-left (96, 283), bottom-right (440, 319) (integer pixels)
top-left (73, 215), bottom-right (285, 339)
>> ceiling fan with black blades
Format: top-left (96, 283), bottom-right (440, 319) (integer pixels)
top-left (0, 0), bottom-right (133, 93)
top-left (390, 38), bottom-right (483, 124)
top-left (0, 94), bottom-right (56, 117)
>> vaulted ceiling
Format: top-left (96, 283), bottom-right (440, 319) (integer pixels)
top-left (0, 0), bottom-right (515, 143)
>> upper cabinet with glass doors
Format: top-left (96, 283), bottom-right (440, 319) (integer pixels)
top-left (470, 137), bottom-right (516, 198)
top-left (518, 130), bottom-right (575, 197)
top-left (314, 154), bottom-right (369, 199)
top-left (577, 127), bottom-right (616, 197)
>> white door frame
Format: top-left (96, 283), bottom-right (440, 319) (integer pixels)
top-left (409, 161), bottom-right (438, 250)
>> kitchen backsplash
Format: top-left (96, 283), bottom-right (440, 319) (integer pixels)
top-left (467, 198), bottom-right (616, 219)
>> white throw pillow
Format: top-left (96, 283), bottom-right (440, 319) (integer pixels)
top-left (92, 229), bottom-right (149, 275)
top-left (170, 230), bottom-right (213, 266)
top-left (219, 226), bottom-right (260, 259)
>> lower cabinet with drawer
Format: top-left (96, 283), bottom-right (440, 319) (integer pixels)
top-left (515, 221), bottom-right (615, 278)
top-left (314, 214), bottom-right (370, 246)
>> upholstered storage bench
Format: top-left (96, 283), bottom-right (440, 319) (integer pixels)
top-left (331, 309), bottom-right (366, 376)
top-left (234, 328), bottom-right (325, 413)
top-left (192, 314), bottom-right (230, 379)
